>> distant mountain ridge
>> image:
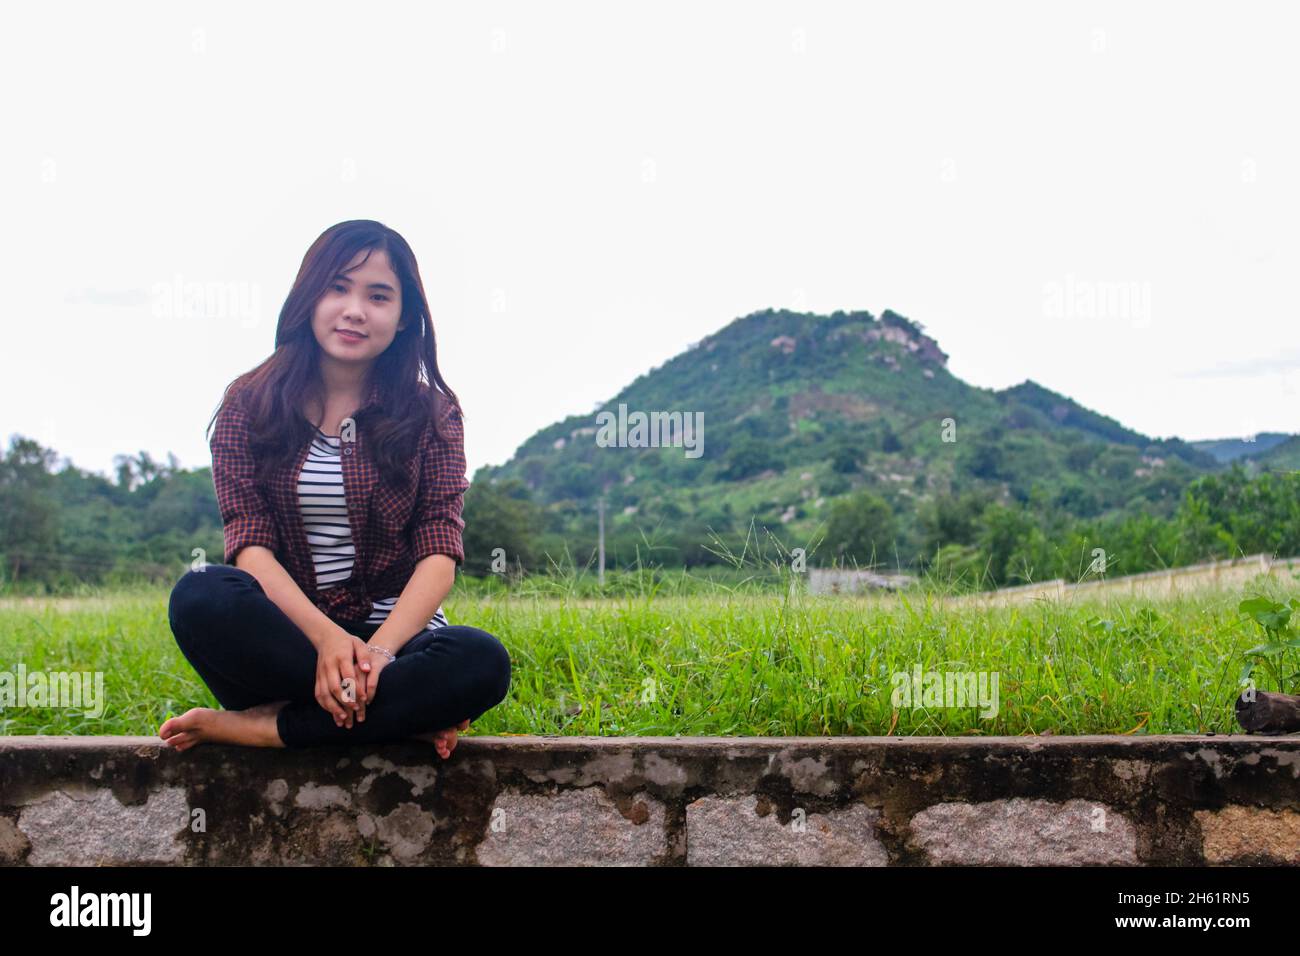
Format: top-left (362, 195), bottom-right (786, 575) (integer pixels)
top-left (1190, 432), bottom-right (1293, 463)
top-left (478, 308), bottom-right (1293, 557)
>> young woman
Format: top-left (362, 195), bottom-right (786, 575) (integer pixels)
top-left (159, 220), bottom-right (510, 758)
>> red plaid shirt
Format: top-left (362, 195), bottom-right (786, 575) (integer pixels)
top-left (210, 378), bottom-right (469, 626)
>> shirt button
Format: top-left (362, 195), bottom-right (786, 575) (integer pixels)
top-left (344, 447), bottom-right (353, 456)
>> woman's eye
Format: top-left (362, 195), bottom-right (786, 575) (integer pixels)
top-left (330, 284), bottom-right (387, 301)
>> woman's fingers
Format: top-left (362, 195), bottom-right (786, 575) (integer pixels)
top-left (315, 678), bottom-right (333, 720)
top-left (325, 664), bottom-right (350, 726)
top-left (338, 657), bottom-right (358, 716)
top-left (352, 669), bottom-right (366, 723)
top-left (354, 638), bottom-right (372, 715)
top-left (363, 660), bottom-right (384, 709)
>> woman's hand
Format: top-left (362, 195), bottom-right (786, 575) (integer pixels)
top-left (360, 646), bottom-right (392, 710)
top-left (314, 627), bottom-right (374, 728)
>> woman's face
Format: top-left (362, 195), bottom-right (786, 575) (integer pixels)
top-left (310, 246), bottom-right (405, 372)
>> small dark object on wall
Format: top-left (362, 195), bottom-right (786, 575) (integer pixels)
top-left (1235, 690), bottom-right (1300, 735)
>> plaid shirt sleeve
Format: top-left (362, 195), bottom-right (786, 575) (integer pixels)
top-left (210, 395), bottom-right (280, 565)
top-left (410, 400), bottom-right (470, 567)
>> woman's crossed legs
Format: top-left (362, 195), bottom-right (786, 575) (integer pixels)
top-left (159, 565), bottom-right (510, 753)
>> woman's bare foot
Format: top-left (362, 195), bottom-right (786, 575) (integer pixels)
top-left (410, 718), bottom-right (471, 759)
top-left (158, 702), bottom-right (289, 751)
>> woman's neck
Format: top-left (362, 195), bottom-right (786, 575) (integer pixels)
top-left (317, 355), bottom-right (371, 405)
top-left (303, 358), bottom-right (372, 433)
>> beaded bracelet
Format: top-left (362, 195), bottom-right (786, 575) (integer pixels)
top-left (368, 645), bottom-right (396, 664)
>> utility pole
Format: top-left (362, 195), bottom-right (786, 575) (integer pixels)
top-left (597, 494), bottom-right (606, 586)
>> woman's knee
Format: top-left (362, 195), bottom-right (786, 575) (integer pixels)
top-left (168, 565), bottom-right (245, 635)
top-left (456, 627), bottom-right (511, 706)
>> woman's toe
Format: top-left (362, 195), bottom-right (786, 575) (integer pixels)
top-left (161, 708), bottom-right (202, 737)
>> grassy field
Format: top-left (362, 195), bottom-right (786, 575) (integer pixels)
top-left (0, 571), bottom-right (1295, 738)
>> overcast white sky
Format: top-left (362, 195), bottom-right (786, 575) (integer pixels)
top-left (2, 1), bottom-right (1297, 481)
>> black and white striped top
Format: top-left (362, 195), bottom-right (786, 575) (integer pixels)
top-left (298, 428), bottom-right (448, 630)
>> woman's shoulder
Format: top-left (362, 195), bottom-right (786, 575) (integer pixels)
top-left (211, 385), bottom-right (254, 439)
top-left (219, 381), bottom-right (260, 418)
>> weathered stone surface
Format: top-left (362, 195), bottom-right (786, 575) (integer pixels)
top-left (686, 794), bottom-right (886, 865)
top-left (284, 810), bottom-right (365, 866)
top-left (18, 787), bottom-right (190, 865)
top-left (771, 750), bottom-right (839, 797)
top-left (294, 783), bottom-right (352, 810)
top-left (1196, 806), bottom-right (1300, 864)
top-left (1, 735), bottom-right (1297, 866)
top-left (358, 754), bottom-right (439, 797)
top-left (910, 798), bottom-right (1138, 865)
top-left (476, 787), bottom-right (665, 865)
top-left (0, 815), bottom-right (30, 864)
top-left (370, 802), bottom-right (435, 863)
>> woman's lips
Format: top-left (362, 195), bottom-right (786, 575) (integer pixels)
top-left (336, 330), bottom-right (366, 343)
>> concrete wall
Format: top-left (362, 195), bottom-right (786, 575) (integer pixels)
top-left (807, 569), bottom-right (915, 594)
top-left (958, 554), bottom-right (1300, 607)
top-left (1, 736), bottom-right (1297, 866)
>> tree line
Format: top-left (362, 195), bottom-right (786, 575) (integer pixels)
top-left (0, 433), bottom-right (1294, 592)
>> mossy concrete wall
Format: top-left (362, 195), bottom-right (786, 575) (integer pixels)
top-left (1, 735), bottom-right (1297, 865)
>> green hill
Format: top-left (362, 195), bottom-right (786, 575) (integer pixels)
top-left (478, 308), bottom-right (1227, 566)
top-left (1252, 434), bottom-right (1300, 472)
top-left (1190, 432), bottom-right (1293, 463)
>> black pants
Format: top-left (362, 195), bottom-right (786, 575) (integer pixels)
top-left (167, 565), bottom-right (511, 748)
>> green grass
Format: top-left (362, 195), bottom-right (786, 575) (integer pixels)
top-left (0, 571), bottom-right (1292, 738)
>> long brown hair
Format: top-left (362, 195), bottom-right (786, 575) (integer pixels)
top-left (206, 219), bottom-right (461, 492)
